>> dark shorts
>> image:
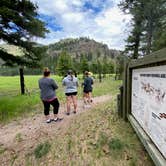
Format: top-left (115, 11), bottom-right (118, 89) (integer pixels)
top-left (84, 90), bottom-right (92, 93)
top-left (65, 92), bottom-right (77, 96)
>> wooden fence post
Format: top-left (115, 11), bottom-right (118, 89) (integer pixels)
top-left (19, 67), bottom-right (25, 95)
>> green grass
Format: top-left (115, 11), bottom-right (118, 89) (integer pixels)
top-left (15, 133), bottom-right (23, 142)
top-left (34, 141), bottom-right (51, 159)
top-left (0, 145), bottom-right (6, 155)
top-left (108, 138), bottom-right (124, 150)
top-left (0, 75), bottom-right (121, 123)
top-left (0, 94), bottom-right (40, 122)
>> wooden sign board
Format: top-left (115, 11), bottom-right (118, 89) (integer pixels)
top-left (132, 65), bottom-right (166, 159)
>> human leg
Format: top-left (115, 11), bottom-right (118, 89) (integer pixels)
top-left (71, 95), bottom-right (77, 113)
top-left (42, 101), bottom-right (51, 122)
top-left (66, 96), bottom-right (71, 114)
top-left (83, 92), bottom-right (88, 104)
top-left (50, 98), bottom-right (59, 119)
top-left (88, 91), bottom-right (93, 103)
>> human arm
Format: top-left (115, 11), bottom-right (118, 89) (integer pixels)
top-left (76, 78), bottom-right (79, 87)
top-left (62, 78), bottom-right (66, 86)
top-left (91, 78), bottom-right (94, 85)
top-left (38, 80), bottom-right (41, 89)
top-left (51, 79), bottom-right (58, 90)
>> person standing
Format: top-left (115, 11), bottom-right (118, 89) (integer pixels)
top-left (82, 71), bottom-right (94, 106)
top-left (62, 70), bottom-right (79, 115)
top-left (39, 68), bottom-right (61, 123)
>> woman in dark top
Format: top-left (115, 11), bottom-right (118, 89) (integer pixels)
top-left (39, 68), bottom-right (61, 123)
top-left (82, 71), bottom-right (93, 105)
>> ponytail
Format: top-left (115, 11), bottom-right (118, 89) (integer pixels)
top-left (67, 70), bottom-right (73, 81)
top-left (71, 75), bottom-right (73, 81)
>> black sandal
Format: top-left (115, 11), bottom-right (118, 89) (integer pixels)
top-left (66, 112), bottom-right (70, 116)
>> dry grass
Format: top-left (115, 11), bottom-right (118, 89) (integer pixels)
top-left (23, 99), bottom-right (154, 166)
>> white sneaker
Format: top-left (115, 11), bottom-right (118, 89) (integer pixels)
top-left (46, 119), bottom-right (51, 123)
top-left (87, 104), bottom-right (91, 108)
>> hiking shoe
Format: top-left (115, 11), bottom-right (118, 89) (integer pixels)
top-left (46, 119), bottom-right (51, 123)
top-left (53, 117), bottom-right (63, 122)
top-left (53, 117), bottom-right (58, 122)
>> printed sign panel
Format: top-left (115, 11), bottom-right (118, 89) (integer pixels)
top-left (132, 65), bottom-right (166, 159)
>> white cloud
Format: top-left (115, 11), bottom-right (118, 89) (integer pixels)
top-left (62, 12), bottom-right (83, 23)
top-left (32, 0), bottom-right (131, 50)
top-left (93, 6), bottom-right (131, 49)
top-left (71, 0), bottom-right (83, 7)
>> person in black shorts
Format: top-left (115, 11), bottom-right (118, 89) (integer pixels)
top-left (82, 71), bottom-right (93, 106)
top-left (62, 70), bottom-right (79, 115)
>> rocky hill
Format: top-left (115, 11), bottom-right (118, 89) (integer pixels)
top-left (47, 37), bottom-right (120, 60)
top-left (0, 37), bottom-right (121, 66)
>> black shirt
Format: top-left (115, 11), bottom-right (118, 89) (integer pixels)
top-left (83, 76), bottom-right (93, 92)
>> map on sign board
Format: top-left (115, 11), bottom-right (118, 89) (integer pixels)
top-left (132, 65), bottom-right (166, 159)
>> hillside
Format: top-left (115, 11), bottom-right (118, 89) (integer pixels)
top-left (0, 44), bottom-right (23, 66)
top-left (47, 37), bottom-right (120, 60)
top-left (0, 44), bottom-right (23, 56)
top-left (0, 38), bottom-right (120, 63)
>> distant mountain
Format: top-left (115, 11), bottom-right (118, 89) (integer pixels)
top-left (0, 37), bottom-right (121, 66)
top-left (0, 44), bottom-right (23, 56)
top-left (0, 44), bottom-right (23, 66)
top-left (47, 37), bottom-right (121, 60)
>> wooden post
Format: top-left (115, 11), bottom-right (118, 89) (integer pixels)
top-left (126, 66), bottom-right (132, 119)
top-left (19, 67), bottom-right (25, 95)
top-left (119, 85), bottom-right (123, 117)
top-left (122, 61), bottom-right (129, 121)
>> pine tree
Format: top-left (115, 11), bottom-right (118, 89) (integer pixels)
top-left (57, 51), bottom-right (72, 76)
top-left (108, 60), bottom-right (115, 74)
top-left (0, 0), bottom-right (48, 66)
top-left (120, 0), bottom-right (166, 58)
top-left (0, 0), bottom-right (48, 94)
top-left (90, 61), bottom-right (98, 74)
top-left (102, 56), bottom-right (108, 77)
top-left (80, 54), bottom-right (89, 73)
top-left (119, 0), bottom-right (144, 59)
top-left (142, 0), bottom-right (166, 54)
top-left (97, 59), bottom-right (102, 82)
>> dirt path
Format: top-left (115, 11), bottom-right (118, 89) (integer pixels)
top-left (0, 95), bottom-right (112, 165)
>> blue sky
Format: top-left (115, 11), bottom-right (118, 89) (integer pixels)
top-left (32, 0), bottom-right (131, 50)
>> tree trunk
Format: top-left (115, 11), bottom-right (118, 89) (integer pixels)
top-left (133, 19), bottom-right (142, 59)
top-left (133, 35), bottom-right (140, 59)
top-left (99, 72), bottom-right (102, 82)
top-left (19, 67), bottom-right (25, 95)
top-left (146, 21), bottom-right (153, 55)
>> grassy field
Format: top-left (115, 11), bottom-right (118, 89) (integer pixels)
top-left (0, 75), bottom-right (121, 123)
top-left (0, 75), bottom-right (154, 165)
